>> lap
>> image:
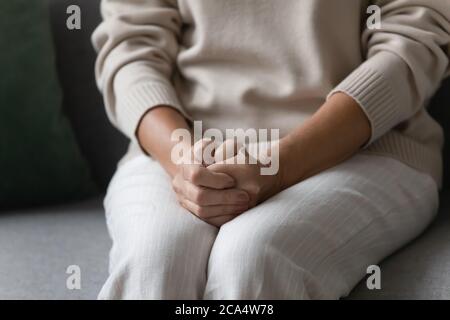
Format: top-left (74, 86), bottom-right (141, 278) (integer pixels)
top-left (103, 153), bottom-right (439, 298)
top-left (225, 153), bottom-right (436, 233)
top-left (106, 153), bottom-right (438, 251)
top-left (207, 154), bottom-right (439, 297)
top-left (222, 153), bottom-right (436, 232)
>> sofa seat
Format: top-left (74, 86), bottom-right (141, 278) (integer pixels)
top-left (0, 198), bottom-right (110, 299)
top-left (0, 191), bottom-right (449, 300)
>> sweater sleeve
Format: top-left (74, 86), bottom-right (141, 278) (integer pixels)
top-left (92, 0), bottom-right (190, 141)
top-left (328, 0), bottom-right (450, 146)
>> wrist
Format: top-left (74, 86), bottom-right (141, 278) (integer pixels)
top-left (277, 136), bottom-right (307, 190)
top-left (167, 139), bottom-right (194, 177)
top-left (135, 105), bottom-right (193, 178)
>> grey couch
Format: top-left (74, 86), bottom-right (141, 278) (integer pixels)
top-left (1, 0), bottom-right (449, 300)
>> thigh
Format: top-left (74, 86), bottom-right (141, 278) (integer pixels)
top-left (209, 154), bottom-right (439, 298)
top-left (102, 155), bottom-right (218, 299)
top-left (104, 155), bottom-right (217, 254)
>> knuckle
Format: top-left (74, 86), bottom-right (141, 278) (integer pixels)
top-left (196, 190), bottom-right (208, 205)
top-left (178, 198), bottom-right (186, 209)
top-left (171, 179), bottom-right (179, 193)
top-left (223, 191), bottom-right (233, 203)
top-left (188, 168), bottom-right (202, 183)
top-left (192, 188), bottom-right (204, 204)
top-left (248, 184), bottom-right (261, 195)
top-left (173, 181), bottom-right (185, 196)
top-left (196, 206), bottom-right (207, 218)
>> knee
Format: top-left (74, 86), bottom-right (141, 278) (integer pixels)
top-left (204, 220), bottom-right (282, 299)
top-left (102, 215), bottom-right (217, 299)
top-left (131, 216), bottom-right (217, 274)
top-left (204, 218), bottom-right (333, 299)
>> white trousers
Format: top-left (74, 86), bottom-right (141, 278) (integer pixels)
top-left (98, 153), bottom-right (439, 299)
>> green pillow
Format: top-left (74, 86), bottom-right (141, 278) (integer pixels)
top-left (0, 0), bottom-right (96, 208)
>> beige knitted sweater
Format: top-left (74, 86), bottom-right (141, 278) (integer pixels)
top-left (92, 0), bottom-right (450, 187)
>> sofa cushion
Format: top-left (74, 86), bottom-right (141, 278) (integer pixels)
top-left (0, 192), bottom-right (449, 299)
top-left (0, 0), bottom-right (96, 208)
top-left (0, 198), bottom-right (110, 299)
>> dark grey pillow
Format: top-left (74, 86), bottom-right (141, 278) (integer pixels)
top-left (0, 0), bottom-right (96, 208)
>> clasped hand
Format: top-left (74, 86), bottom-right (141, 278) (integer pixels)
top-left (172, 139), bottom-right (282, 227)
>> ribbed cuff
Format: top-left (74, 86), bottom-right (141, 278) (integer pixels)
top-left (116, 82), bottom-right (192, 141)
top-left (328, 53), bottom-right (403, 147)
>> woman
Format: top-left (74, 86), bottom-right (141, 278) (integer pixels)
top-left (92, 0), bottom-right (450, 299)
